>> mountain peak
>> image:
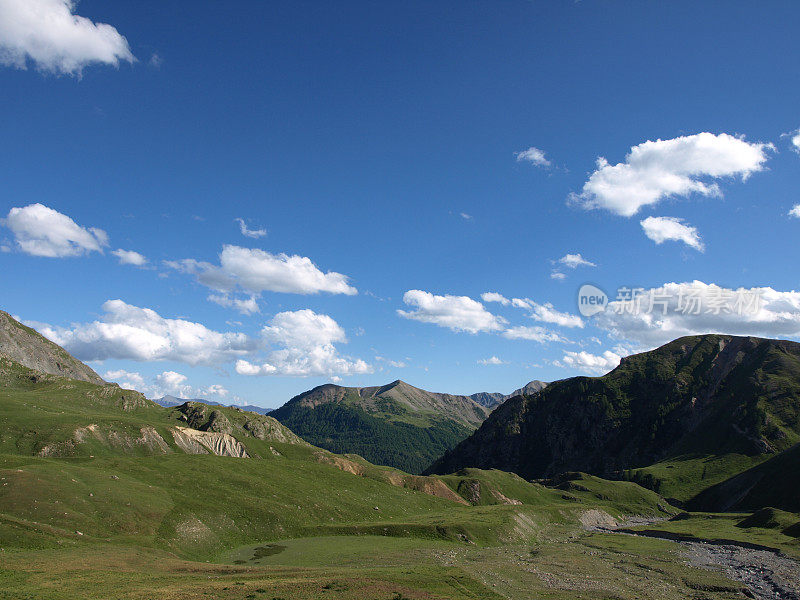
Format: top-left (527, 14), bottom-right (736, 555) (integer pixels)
top-left (0, 311), bottom-right (105, 385)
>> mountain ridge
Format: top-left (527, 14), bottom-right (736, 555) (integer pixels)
top-left (0, 310), bottom-right (105, 385)
top-left (426, 334), bottom-right (800, 512)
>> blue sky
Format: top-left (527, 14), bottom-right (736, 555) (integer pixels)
top-left (2, 1), bottom-right (800, 407)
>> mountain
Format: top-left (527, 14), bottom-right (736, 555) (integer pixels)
top-left (0, 310), bottom-right (104, 385)
top-left (506, 379), bottom-right (548, 398)
top-left (469, 380), bottom-right (548, 408)
top-left (427, 335), bottom-right (800, 510)
top-left (154, 394), bottom-right (273, 415)
top-left (271, 380), bottom-right (494, 473)
top-left (468, 391), bottom-right (505, 407)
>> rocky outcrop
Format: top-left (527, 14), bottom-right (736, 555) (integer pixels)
top-left (172, 402), bottom-right (307, 446)
top-left (171, 426), bottom-right (249, 458)
top-left (0, 311), bottom-right (105, 385)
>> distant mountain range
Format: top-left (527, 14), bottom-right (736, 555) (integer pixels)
top-left (153, 394), bottom-right (273, 415)
top-left (270, 379), bottom-right (546, 473)
top-left (426, 334), bottom-right (800, 513)
top-left (468, 380), bottom-right (547, 408)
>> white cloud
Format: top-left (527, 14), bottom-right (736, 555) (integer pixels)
top-left (789, 205), bottom-right (800, 219)
top-left (555, 350), bottom-right (622, 375)
top-left (554, 253), bottom-right (596, 269)
top-left (168, 245), bottom-right (357, 296)
top-left (104, 368), bottom-right (229, 400)
top-left (571, 133), bottom-right (773, 217)
top-left (640, 216), bottom-right (705, 251)
top-left (783, 128), bottom-right (800, 154)
top-left (460, 212), bottom-right (473, 220)
top-left (595, 281), bottom-right (800, 348)
top-left (35, 300), bottom-right (256, 366)
top-left (502, 325), bottom-right (565, 343)
top-left (512, 298), bottom-right (584, 328)
top-left (3, 203), bottom-right (108, 257)
top-left (478, 356), bottom-right (506, 365)
top-left (481, 292), bottom-right (510, 305)
top-left (262, 309), bottom-right (346, 349)
top-left (235, 309), bottom-right (371, 377)
top-left (112, 248), bottom-right (147, 266)
top-left (207, 294), bottom-right (260, 316)
top-left (0, 0), bottom-right (134, 75)
top-left (549, 253), bottom-right (595, 280)
top-left (398, 290), bottom-right (507, 334)
top-left (515, 146), bottom-right (551, 167)
top-left (235, 217), bottom-right (266, 239)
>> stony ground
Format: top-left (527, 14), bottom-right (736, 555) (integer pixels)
top-left (683, 541), bottom-right (800, 600)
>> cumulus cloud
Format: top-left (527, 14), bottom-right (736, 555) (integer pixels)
top-left (571, 133), bottom-right (773, 217)
top-left (35, 300), bottom-right (256, 366)
top-left (478, 356), bottom-right (506, 365)
top-left (512, 298), bottom-right (584, 328)
top-left (207, 294), bottom-right (260, 316)
top-left (554, 253), bottom-right (596, 269)
top-left (112, 248), bottom-right (147, 266)
top-left (550, 271), bottom-right (567, 281)
top-left (640, 216), bottom-right (704, 251)
top-left (502, 325), bottom-right (565, 343)
top-left (398, 290), bottom-right (507, 334)
top-left (595, 281), bottom-right (800, 348)
top-left (235, 309), bottom-right (370, 377)
top-left (554, 350), bottom-right (622, 375)
top-left (235, 217), bottom-right (266, 239)
top-left (3, 203), bottom-right (108, 257)
top-left (104, 368), bottom-right (229, 400)
top-left (481, 292), bottom-right (510, 305)
top-left (789, 205), bottom-right (800, 218)
top-left (515, 146), bottom-right (551, 167)
top-left (0, 0), bottom-right (134, 75)
top-left (167, 245), bottom-right (357, 297)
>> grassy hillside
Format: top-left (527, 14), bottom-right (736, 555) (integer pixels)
top-left (688, 442), bottom-right (800, 512)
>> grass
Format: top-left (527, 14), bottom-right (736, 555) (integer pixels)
top-left (626, 452), bottom-right (768, 503)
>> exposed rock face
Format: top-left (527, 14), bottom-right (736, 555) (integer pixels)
top-left (0, 311), bottom-right (105, 385)
top-left (171, 426), bottom-right (250, 458)
top-left (172, 401), bottom-right (308, 446)
top-left (427, 335), bottom-right (800, 480)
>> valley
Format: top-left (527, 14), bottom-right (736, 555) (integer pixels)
top-left (1, 313), bottom-right (799, 599)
